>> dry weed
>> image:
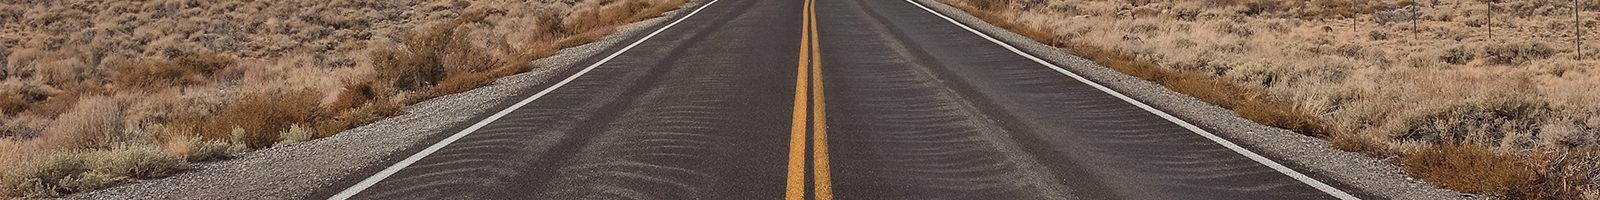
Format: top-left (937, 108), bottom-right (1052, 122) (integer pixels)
top-left (315, 98), bottom-right (402, 138)
top-left (1403, 143), bottom-right (1534, 196)
top-left (0, 151), bottom-right (94, 197)
top-left (84, 143), bottom-right (180, 179)
top-left (209, 89), bottom-right (323, 149)
top-left (110, 54), bottom-right (236, 91)
top-left (0, 143), bottom-right (181, 198)
top-left (273, 124), bottom-right (314, 147)
top-left (157, 133), bottom-right (229, 162)
top-left (1520, 150), bottom-right (1600, 199)
top-left (36, 96), bottom-right (124, 150)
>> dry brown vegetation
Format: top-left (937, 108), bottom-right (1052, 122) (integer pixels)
top-left (0, 0), bottom-right (685, 197)
top-left (942, 0), bottom-right (1600, 198)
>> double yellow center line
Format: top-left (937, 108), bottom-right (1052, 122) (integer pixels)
top-left (786, 0), bottom-right (831, 198)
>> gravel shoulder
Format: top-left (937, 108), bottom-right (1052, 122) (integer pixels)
top-left (62, 2), bottom-right (703, 199)
top-left (910, 0), bottom-right (1477, 199)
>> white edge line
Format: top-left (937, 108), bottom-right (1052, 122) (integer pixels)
top-left (327, 1), bottom-right (722, 199)
top-left (900, 0), bottom-right (1361, 199)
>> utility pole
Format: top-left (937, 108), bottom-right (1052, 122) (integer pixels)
top-left (1577, 0), bottom-right (1583, 59)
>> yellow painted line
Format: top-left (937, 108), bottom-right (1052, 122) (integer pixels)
top-left (784, 0), bottom-right (813, 198)
top-left (807, 0), bottom-right (833, 198)
top-left (788, 0), bottom-right (831, 198)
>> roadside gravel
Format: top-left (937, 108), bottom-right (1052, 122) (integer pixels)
top-left (62, 2), bottom-right (701, 199)
top-left (911, 0), bottom-right (1478, 199)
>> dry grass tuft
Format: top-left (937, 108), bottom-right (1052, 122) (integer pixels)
top-left (0, 143), bottom-right (179, 197)
top-left (1403, 143), bottom-right (1534, 196)
top-left (0, 151), bottom-right (95, 197)
top-left (159, 88), bottom-right (322, 151)
top-left (370, 42), bottom-right (445, 91)
top-left (328, 80), bottom-right (385, 113)
top-left (110, 54), bottom-right (236, 91)
top-left (1397, 95), bottom-right (1548, 144)
top-left (84, 144), bottom-right (181, 179)
top-left (315, 98), bottom-right (402, 138)
top-left (1520, 149), bottom-right (1600, 199)
top-left (157, 133), bottom-right (230, 162)
top-left (1482, 41), bottom-right (1556, 65)
top-left (273, 124), bottom-right (314, 147)
top-left (208, 89), bottom-right (323, 149)
top-left (1330, 131), bottom-right (1393, 156)
top-left (36, 96), bottom-right (125, 150)
top-left (435, 65), bottom-right (520, 96)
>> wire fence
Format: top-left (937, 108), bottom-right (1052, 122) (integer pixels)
top-left (1360, 0), bottom-right (1592, 60)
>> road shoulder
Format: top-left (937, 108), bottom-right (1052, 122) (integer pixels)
top-left (910, 0), bottom-right (1474, 199)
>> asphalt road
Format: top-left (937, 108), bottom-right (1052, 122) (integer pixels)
top-left (327, 0), bottom-right (1355, 199)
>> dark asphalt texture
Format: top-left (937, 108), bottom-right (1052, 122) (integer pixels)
top-left (335, 0), bottom-right (1345, 199)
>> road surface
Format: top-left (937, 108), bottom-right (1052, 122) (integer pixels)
top-left (325, 0), bottom-right (1359, 199)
